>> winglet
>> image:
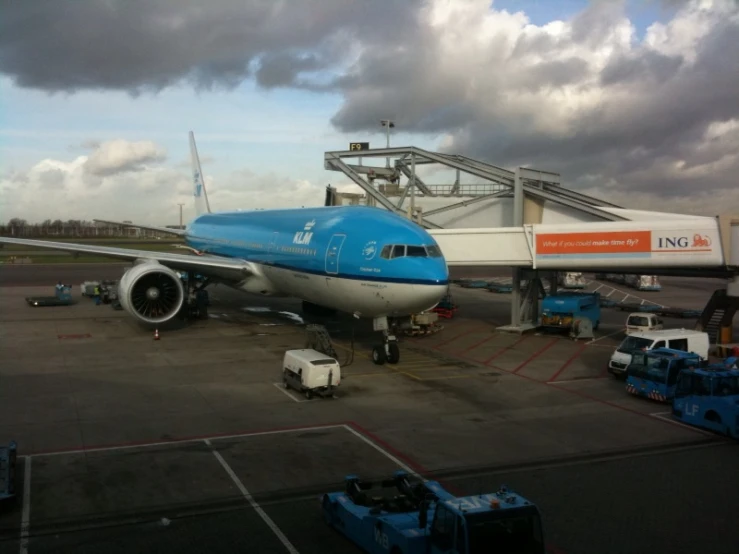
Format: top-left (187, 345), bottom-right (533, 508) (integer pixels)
top-left (189, 131), bottom-right (212, 216)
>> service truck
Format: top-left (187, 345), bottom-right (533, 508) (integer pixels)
top-left (608, 329), bottom-right (710, 378)
top-left (625, 348), bottom-right (705, 402)
top-left (322, 470), bottom-right (546, 554)
top-left (541, 292), bottom-right (600, 331)
top-left (672, 362), bottom-right (739, 438)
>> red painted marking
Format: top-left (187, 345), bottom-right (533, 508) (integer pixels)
top-left (57, 333), bottom-right (92, 339)
top-left (454, 333), bottom-right (498, 355)
top-left (512, 339), bottom-right (558, 374)
top-left (431, 325), bottom-right (479, 348)
top-left (482, 335), bottom-right (530, 364)
top-left (547, 342), bottom-right (587, 383)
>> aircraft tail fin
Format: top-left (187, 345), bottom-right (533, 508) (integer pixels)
top-left (189, 131), bottom-right (212, 217)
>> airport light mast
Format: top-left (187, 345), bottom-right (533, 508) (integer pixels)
top-left (380, 119), bottom-right (395, 168)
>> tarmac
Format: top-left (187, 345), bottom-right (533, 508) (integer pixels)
top-left (0, 263), bottom-right (737, 554)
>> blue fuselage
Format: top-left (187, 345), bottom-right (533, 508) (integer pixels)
top-left (183, 205), bottom-right (449, 316)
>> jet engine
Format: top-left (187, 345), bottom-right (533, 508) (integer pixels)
top-left (118, 261), bottom-right (185, 325)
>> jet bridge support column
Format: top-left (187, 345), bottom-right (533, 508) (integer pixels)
top-left (498, 269), bottom-right (545, 334)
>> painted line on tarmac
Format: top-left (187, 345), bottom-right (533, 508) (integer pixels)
top-left (432, 324), bottom-right (481, 347)
top-left (547, 376), bottom-right (608, 384)
top-left (512, 339), bottom-right (558, 374)
top-left (19, 456), bottom-right (31, 554)
top-left (272, 382), bottom-right (310, 403)
top-left (650, 414), bottom-right (716, 436)
top-left (439, 439), bottom-right (724, 480)
top-left (481, 335), bottom-right (530, 365)
top-left (23, 423), bottom-right (349, 457)
top-left (454, 332), bottom-right (500, 356)
top-left (547, 342), bottom-right (588, 382)
top-left (206, 439), bottom-right (300, 554)
top-left (343, 424), bottom-right (423, 479)
top-left (586, 328), bottom-right (624, 344)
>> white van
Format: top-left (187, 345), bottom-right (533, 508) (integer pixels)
top-left (625, 313), bottom-right (663, 335)
top-left (608, 329), bottom-right (709, 378)
top-left (282, 349), bottom-right (341, 399)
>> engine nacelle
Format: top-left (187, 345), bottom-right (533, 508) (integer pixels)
top-left (118, 262), bottom-right (185, 325)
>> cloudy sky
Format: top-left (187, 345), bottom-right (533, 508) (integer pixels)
top-left (1, 0), bottom-right (737, 224)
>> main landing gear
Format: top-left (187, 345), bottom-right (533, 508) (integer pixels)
top-left (371, 317), bottom-right (400, 365)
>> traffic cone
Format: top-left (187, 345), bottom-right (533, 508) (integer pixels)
top-left (154, 329), bottom-right (160, 340)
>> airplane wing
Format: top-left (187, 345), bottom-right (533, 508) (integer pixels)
top-left (0, 237), bottom-right (252, 282)
top-left (92, 218), bottom-right (187, 237)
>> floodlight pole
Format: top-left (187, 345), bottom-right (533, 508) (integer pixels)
top-left (380, 119), bottom-right (395, 168)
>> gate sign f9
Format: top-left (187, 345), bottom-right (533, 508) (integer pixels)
top-left (349, 142), bottom-right (369, 151)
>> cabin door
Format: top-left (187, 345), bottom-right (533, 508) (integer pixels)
top-left (325, 234), bottom-right (346, 275)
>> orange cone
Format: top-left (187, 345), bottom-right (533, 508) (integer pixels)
top-left (154, 329), bottom-right (160, 340)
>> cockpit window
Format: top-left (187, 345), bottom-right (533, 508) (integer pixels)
top-left (406, 246), bottom-right (427, 257)
top-left (391, 245), bottom-right (406, 258)
top-left (380, 244), bottom-right (443, 259)
top-left (426, 245), bottom-right (442, 257)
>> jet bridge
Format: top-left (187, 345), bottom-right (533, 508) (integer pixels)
top-left (324, 145), bottom-right (627, 229)
top-left (324, 146), bottom-right (739, 334)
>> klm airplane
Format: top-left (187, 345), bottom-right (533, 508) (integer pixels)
top-left (0, 132), bottom-right (449, 365)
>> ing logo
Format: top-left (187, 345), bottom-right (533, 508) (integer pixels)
top-left (692, 234), bottom-right (711, 248)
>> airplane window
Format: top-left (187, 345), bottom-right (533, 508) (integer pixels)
top-left (380, 245), bottom-right (393, 259)
top-left (406, 245), bottom-right (427, 257)
top-left (426, 245), bottom-right (443, 257)
top-left (391, 245), bottom-right (406, 258)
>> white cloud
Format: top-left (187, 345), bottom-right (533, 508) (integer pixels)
top-left (82, 139), bottom-right (167, 177)
top-left (1, 150), bottom-right (327, 225)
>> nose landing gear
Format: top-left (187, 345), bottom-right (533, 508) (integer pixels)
top-left (371, 318), bottom-right (400, 365)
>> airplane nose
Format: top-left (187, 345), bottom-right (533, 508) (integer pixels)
top-left (413, 284), bottom-right (448, 312)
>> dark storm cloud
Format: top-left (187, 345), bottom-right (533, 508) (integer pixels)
top-left (2, 0), bottom-right (738, 212)
top-left (328, 0), bottom-right (739, 206)
top-left (255, 52), bottom-right (323, 88)
top-left (600, 50), bottom-right (684, 86)
top-left (0, 0), bottom-right (421, 92)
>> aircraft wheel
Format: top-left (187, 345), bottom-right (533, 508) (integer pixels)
top-left (372, 345), bottom-right (387, 365)
top-left (387, 343), bottom-right (400, 364)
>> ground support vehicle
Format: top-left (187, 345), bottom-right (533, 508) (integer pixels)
top-left (321, 470), bottom-right (546, 554)
top-left (0, 441), bottom-right (17, 506)
top-left (625, 275), bottom-right (662, 291)
top-left (672, 365), bottom-right (739, 438)
top-left (282, 349), bottom-right (341, 399)
top-left (558, 272), bottom-right (586, 289)
top-left (25, 285), bottom-right (72, 307)
top-left (541, 292), bottom-right (600, 332)
top-left (625, 348), bottom-right (705, 402)
top-left (625, 313), bottom-right (663, 335)
top-left (608, 329), bottom-right (710, 378)
top-left (431, 293), bottom-right (458, 319)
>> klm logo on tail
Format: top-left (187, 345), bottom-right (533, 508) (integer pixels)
top-left (193, 171), bottom-right (202, 198)
top-left (293, 219), bottom-right (316, 245)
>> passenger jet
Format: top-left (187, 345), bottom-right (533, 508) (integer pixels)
top-left (0, 132), bottom-right (449, 365)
